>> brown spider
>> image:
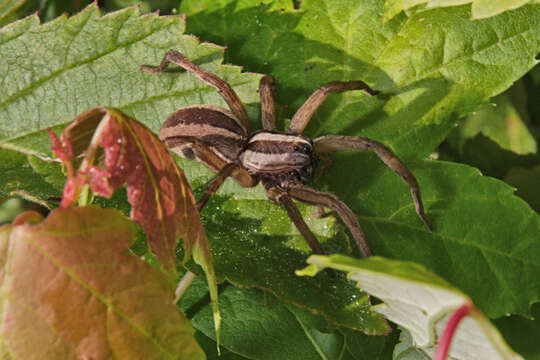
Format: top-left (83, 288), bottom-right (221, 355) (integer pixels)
top-left (141, 50), bottom-right (432, 257)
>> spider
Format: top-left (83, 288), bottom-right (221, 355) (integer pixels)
top-left (141, 50), bottom-right (432, 257)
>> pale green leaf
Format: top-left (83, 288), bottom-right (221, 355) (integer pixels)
top-left (383, 0), bottom-right (540, 20)
top-left (0, 3), bottom-right (261, 158)
top-left (299, 255), bottom-right (524, 360)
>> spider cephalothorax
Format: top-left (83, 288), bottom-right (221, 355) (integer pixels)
top-left (142, 50), bottom-right (432, 257)
top-left (240, 131), bottom-right (316, 187)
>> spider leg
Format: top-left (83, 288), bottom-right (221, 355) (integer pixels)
top-left (141, 49), bottom-right (250, 132)
top-left (288, 185), bottom-right (372, 257)
top-left (168, 140), bottom-right (257, 212)
top-left (198, 163), bottom-right (248, 212)
top-left (313, 135), bottom-right (432, 231)
top-left (265, 185), bottom-right (325, 255)
top-left (259, 75), bottom-right (277, 130)
top-left (289, 81), bottom-right (379, 134)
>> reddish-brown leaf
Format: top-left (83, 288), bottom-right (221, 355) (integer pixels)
top-left (48, 107), bottom-right (220, 341)
top-left (0, 207), bottom-right (204, 360)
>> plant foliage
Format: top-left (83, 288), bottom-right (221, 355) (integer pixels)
top-left (0, 1), bottom-right (539, 359)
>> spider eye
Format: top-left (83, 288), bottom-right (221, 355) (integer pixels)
top-left (293, 145), bottom-right (301, 152)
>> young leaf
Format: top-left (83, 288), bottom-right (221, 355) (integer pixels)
top-left (180, 0), bottom-right (540, 160)
top-left (383, 0), bottom-right (540, 21)
top-left (49, 106), bottom-right (222, 343)
top-left (0, 206), bottom-right (204, 359)
top-left (298, 255), bottom-right (524, 360)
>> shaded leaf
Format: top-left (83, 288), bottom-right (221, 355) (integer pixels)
top-left (179, 148), bottom-right (540, 322)
top-left (493, 303), bottom-right (540, 360)
top-left (451, 81), bottom-right (537, 155)
top-left (504, 164), bottom-right (540, 212)
top-left (394, 329), bottom-right (431, 360)
top-left (0, 147), bottom-right (61, 206)
top-left (383, 0), bottom-right (540, 20)
top-left (0, 0), bottom-right (25, 26)
top-left (299, 255), bottom-right (524, 359)
top-left (38, 0), bottom-right (94, 23)
top-left (181, 0), bottom-right (540, 160)
top-left (438, 133), bottom-right (540, 179)
top-left (0, 206), bottom-right (204, 360)
top-left (49, 106), bottom-right (221, 342)
top-left (178, 274), bottom-right (389, 360)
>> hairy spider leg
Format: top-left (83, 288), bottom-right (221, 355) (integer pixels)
top-left (259, 75), bottom-right (277, 131)
top-left (141, 49), bottom-right (250, 132)
top-left (313, 135), bottom-right (433, 231)
top-left (289, 81), bottom-right (379, 134)
top-left (196, 163), bottom-right (255, 212)
top-left (265, 184), bottom-right (325, 255)
top-left (288, 185), bottom-right (372, 257)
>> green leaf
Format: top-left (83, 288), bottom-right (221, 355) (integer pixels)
top-left (0, 148), bottom-right (62, 205)
top-left (323, 157), bottom-right (540, 319)
top-left (180, 0), bottom-right (540, 160)
top-left (178, 172), bottom-right (389, 334)
top-left (298, 255), bottom-right (524, 359)
top-left (0, 3), bottom-right (388, 335)
top-left (0, 3), bottom-right (261, 158)
top-left (179, 151), bottom-right (540, 322)
top-left (504, 164), bottom-right (540, 212)
top-left (0, 0), bottom-right (25, 26)
top-left (178, 275), bottom-right (389, 360)
top-left (493, 303), bottom-right (540, 360)
top-left (451, 81), bottom-right (537, 155)
top-left (2, 0), bottom-right (540, 340)
top-left (383, 0), bottom-right (540, 21)
top-left (174, 0), bottom-right (540, 323)
top-left (439, 133), bottom-right (540, 179)
top-left (0, 206), bottom-right (204, 359)
top-left (393, 329), bottom-right (432, 360)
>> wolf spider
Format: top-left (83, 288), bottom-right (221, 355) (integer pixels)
top-left (141, 50), bottom-right (432, 257)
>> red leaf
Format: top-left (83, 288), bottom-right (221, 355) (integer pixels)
top-left (51, 107), bottom-right (221, 341)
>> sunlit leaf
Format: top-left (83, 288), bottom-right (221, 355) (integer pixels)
top-left (298, 255), bottom-right (524, 360)
top-left (383, 0), bottom-right (540, 20)
top-left (0, 206), bottom-right (204, 359)
top-left (180, 0), bottom-right (540, 160)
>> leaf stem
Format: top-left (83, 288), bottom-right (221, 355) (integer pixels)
top-left (435, 301), bottom-right (475, 360)
top-left (174, 271), bottom-right (197, 303)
